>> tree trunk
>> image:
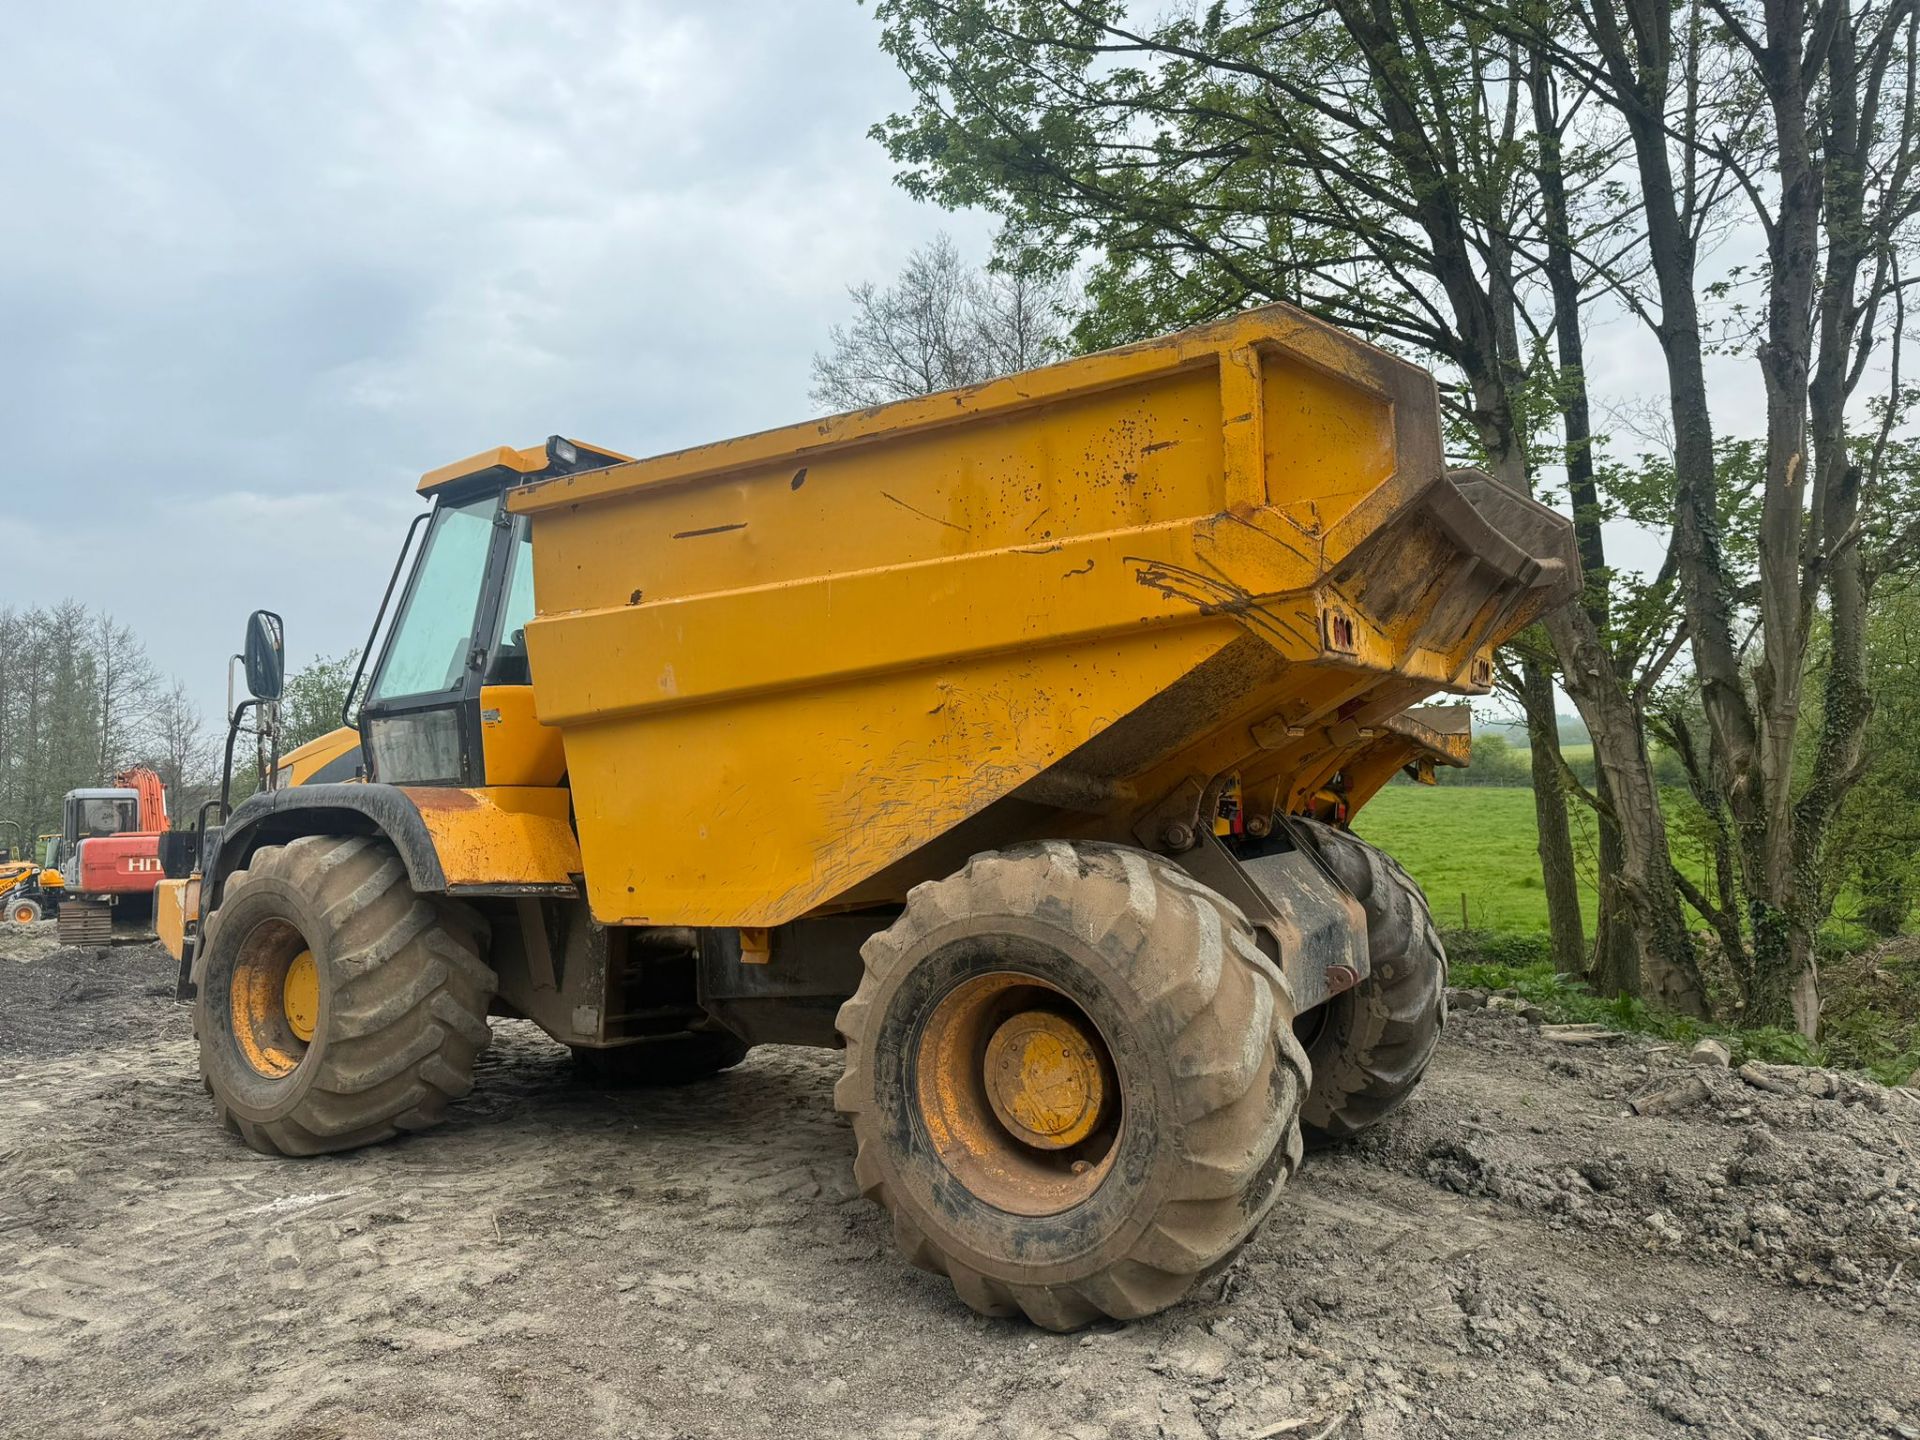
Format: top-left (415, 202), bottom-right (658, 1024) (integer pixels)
top-left (1773, 3), bottom-right (1884, 1038)
top-left (1543, 605), bottom-right (1708, 1014)
top-left (1589, 770), bottom-right (1639, 997)
top-left (1521, 657), bottom-right (1587, 975)
top-left (1526, 38), bottom-right (1691, 1005)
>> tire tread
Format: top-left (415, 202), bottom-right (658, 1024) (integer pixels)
top-left (835, 840), bottom-right (1307, 1330)
top-left (198, 837), bottom-right (494, 1157)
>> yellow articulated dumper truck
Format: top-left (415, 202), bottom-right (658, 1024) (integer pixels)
top-left (160, 303), bottom-right (1574, 1329)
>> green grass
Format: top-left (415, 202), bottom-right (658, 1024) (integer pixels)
top-left (1442, 937), bottom-right (1831, 1071)
top-left (1351, 786), bottom-right (1596, 935)
top-left (1350, 785), bottom-right (1919, 1086)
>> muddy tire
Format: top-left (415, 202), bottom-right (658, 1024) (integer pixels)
top-left (1291, 819), bottom-right (1445, 1142)
top-left (571, 1030), bottom-right (749, 1086)
top-left (835, 840), bottom-right (1308, 1331)
top-left (195, 835), bottom-right (495, 1157)
top-left (7, 896), bottom-right (41, 926)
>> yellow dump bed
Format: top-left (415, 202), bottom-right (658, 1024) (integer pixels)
top-left (509, 304), bottom-right (1575, 928)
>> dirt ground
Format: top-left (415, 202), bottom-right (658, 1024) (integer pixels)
top-left (3, 930), bottom-right (1918, 1440)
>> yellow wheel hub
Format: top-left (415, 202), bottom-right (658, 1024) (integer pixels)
top-left (12, 906), bottom-right (33, 924)
top-left (283, 949), bottom-right (319, 1043)
top-left (983, 1009), bottom-right (1106, 1150)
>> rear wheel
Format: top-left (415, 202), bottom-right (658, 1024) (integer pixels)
top-left (1291, 819), bottom-right (1446, 1142)
top-left (836, 840), bottom-right (1308, 1331)
top-left (196, 835), bottom-right (496, 1156)
top-left (571, 1029), bottom-right (749, 1086)
top-left (8, 897), bottom-right (41, 925)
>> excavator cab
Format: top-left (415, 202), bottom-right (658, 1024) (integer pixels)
top-left (64, 790), bottom-right (141, 848)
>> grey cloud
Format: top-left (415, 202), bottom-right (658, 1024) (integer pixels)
top-left (1, 0), bottom-right (992, 718)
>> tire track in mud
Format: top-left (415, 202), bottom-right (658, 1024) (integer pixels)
top-left (2, 942), bottom-right (1917, 1439)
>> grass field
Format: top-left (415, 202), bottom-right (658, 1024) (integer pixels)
top-left (1350, 784), bottom-right (1592, 935)
top-left (1348, 785), bottom-right (1918, 1083)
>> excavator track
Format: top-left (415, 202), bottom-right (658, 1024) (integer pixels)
top-left (57, 902), bottom-right (115, 947)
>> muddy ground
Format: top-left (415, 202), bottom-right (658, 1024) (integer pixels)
top-left (2, 930), bottom-right (1917, 1440)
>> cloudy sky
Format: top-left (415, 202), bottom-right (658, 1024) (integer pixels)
top-left (2, 1), bottom-right (1001, 719)
top-left (4, 1), bottom-right (1754, 729)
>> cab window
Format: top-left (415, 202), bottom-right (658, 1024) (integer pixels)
top-left (81, 798), bottom-right (137, 836)
top-left (369, 494), bottom-right (496, 702)
top-left (486, 522), bottom-right (536, 686)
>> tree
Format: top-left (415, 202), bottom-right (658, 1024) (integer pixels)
top-left (1823, 579), bottom-right (1920, 935)
top-left (868, 0), bottom-right (1920, 1032)
top-left (89, 612), bottom-right (157, 780)
top-left (1488, 0), bottom-right (1920, 1030)
top-left (144, 679), bottom-right (216, 824)
top-left (866, 0), bottom-right (1706, 1009)
top-left (0, 602), bottom-right (104, 838)
top-left (0, 602), bottom-right (172, 838)
top-left (810, 233), bottom-right (1070, 409)
top-left (280, 652), bottom-right (360, 752)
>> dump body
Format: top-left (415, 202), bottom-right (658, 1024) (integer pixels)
top-left (500, 305), bottom-right (1573, 930)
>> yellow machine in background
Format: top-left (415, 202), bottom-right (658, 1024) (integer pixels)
top-left (3, 833), bottom-right (69, 925)
top-left (1, 858), bottom-right (42, 925)
top-left (271, 727), bottom-right (364, 788)
top-left (162, 304), bottom-right (1575, 1330)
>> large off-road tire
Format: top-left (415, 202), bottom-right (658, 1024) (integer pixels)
top-left (1291, 819), bottom-right (1446, 1142)
top-left (195, 835), bottom-right (495, 1157)
top-left (7, 896), bottom-right (41, 926)
top-left (571, 1029), bottom-right (749, 1087)
top-left (835, 840), bottom-right (1309, 1332)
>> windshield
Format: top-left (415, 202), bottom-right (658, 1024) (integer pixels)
top-left (369, 494), bottom-right (496, 703)
top-left (80, 798), bottom-right (138, 837)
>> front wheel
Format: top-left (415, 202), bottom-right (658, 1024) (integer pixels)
top-left (196, 835), bottom-right (496, 1156)
top-left (7, 896), bottom-right (41, 926)
top-left (835, 841), bottom-right (1309, 1331)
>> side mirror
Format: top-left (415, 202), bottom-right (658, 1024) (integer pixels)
top-left (243, 610), bottom-right (285, 702)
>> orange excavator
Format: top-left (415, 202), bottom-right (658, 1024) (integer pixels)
top-left (21, 768), bottom-right (172, 942)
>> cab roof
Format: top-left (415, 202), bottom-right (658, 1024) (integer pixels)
top-left (418, 437), bottom-right (633, 496)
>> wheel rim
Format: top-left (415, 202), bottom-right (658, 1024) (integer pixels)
top-left (229, 919), bottom-right (314, 1079)
top-left (915, 972), bottom-right (1121, 1217)
top-left (11, 904), bottom-right (33, 924)
top-left (283, 950), bottom-right (319, 1043)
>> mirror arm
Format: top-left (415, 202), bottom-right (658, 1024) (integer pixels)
top-left (343, 508), bottom-right (431, 730)
top-left (219, 699), bottom-right (263, 820)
